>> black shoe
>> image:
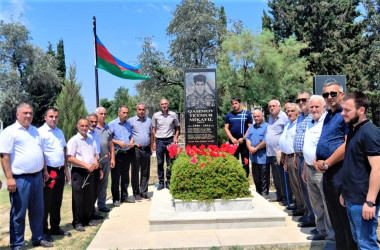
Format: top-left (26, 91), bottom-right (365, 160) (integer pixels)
top-left (74, 225), bottom-right (85, 231)
top-left (113, 201), bottom-right (120, 207)
top-left (135, 195), bottom-right (142, 202)
top-left (268, 197), bottom-right (280, 202)
top-left (91, 214), bottom-right (104, 220)
top-left (11, 246), bottom-right (22, 250)
top-left (307, 234), bottom-right (325, 240)
top-left (292, 210), bottom-right (304, 216)
top-left (88, 221), bottom-right (99, 226)
top-left (297, 215), bottom-right (307, 222)
top-left (279, 201), bottom-right (288, 206)
top-left (310, 228), bottom-right (319, 235)
top-left (298, 221), bottom-right (316, 227)
top-left (50, 228), bottom-right (71, 236)
top-left (165, 181), bottom-right (170, 190)
top-left (157, 183), bottom-right (165, 190)
top-left (99, 207), bottom-right (110, 212)
top-left (287, 203), bottom-right (297, 210)
top-left (33, 239), bottom-right (54, 247)
top-left (141, 194), bottom-right (151, 200)
top-left (43, 234), bottom-right (53, 242)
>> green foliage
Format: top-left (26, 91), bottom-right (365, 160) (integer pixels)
top-left (55, 63), bottom-right (87, 141)
top-left (56, 39), bottom-right (66, 79)
top-left (170, 151), bottom-right (251, 202)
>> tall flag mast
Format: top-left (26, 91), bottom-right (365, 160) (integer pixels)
top-left (93, 16), bottom-right (100, 107)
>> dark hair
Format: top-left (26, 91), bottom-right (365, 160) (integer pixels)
top-left (44, 107), bottom-right (59, 116)
top-left (298, 90), bottom-right (312, 97)
top-left (230, 97), bottom-right (241, 104)
top-left (343, 92), bottom-right (369, 112)
top-left (193, 74), bottom-right (206, 83)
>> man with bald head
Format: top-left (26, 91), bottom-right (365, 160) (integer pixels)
top-left (152, 98), bottom-right (180, 190)
top-left (246, 109), bottom-right (269, 197)
top-left (265, 99), bottom-right (288, 204)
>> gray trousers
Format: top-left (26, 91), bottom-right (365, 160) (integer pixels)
top-left (287, 155), bottom-right (305, 212)
top-left (97, 161), bottom-right (110, 209)
top-left (306, 164), bottom-right (335, 243)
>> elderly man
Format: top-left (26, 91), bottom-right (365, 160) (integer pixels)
top-left (109, 106), bottom-right (135, 205)
top-left (67, 119), bottom-right (98, 232)
top-left (246, 109), bottom-right (269, 197)
top-left (293, 90), bottom-right (315, 224)
top-left (340, 92), bottom-right (380, 249)
top-left (0, 103), bottom-right (53, 249)
top-left (186, 74), bottom-right (215, 108)
top-left (128, 103), bottom-right (153, 200)
top-left (152, 98), bottom-right (180, 190)
top-left (39, 108), bottom-right (71, 241)
top-left (265, 99), bottom-right (288, 204)
top-left (224, 97), bottom-right (253, 177)
top-left (95, 107), bottom-right (115, 212)
top-left (302, 96), bottom-right (335, 245)
top-left (279, 103), bottom-right (303, 213)
top-left (314, 82), bottom-right (356, 249)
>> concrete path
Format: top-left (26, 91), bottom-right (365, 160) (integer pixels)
top-left (88, 185), bottom-right (325, 249)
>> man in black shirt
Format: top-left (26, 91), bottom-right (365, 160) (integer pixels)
top-left (340, 92), bottom-right (380, 249)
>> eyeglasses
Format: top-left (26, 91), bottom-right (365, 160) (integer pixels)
top-left (322, 91), bottom-right (341, 98)
top-left (295, 98), bottom-right (307, 103)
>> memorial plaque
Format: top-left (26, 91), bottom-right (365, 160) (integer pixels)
top-left (184, 69), bottom-right (218, 146)
top-left (313, 75), bottom-right (346, 95)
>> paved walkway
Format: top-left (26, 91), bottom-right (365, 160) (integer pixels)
top-left (88, 185), bottom-right (326, 249)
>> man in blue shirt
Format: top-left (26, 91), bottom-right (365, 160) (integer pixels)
top-left (246, 109), bottom-right (268, 197)
top-left (315, 82), bottom-right (356, 250)
top-left (224, 97), bottom-right (253, 177)
top-left (340, 92), bottom-right (380, 249)
top-left (128, 103), bottom-right (153, 201)
top-left (109, 106), bottom-right (135, 206)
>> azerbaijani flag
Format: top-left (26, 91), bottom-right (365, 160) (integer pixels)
top-left (95, 35), bottom-right (150, 80)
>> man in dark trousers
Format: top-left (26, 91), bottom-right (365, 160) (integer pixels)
top-left (340, 92), bottom-right (380, 249)
top-left (314, 82), bottom-right (356, 249)
top-left (224, 97), bottom-right (253, 177)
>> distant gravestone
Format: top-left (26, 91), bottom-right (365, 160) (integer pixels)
top-left (145, 107), bottom-right (154, 119)
top-left (184, 69), bottom-right (218, 146)
top-left (313, 75), bottom-right (346, 95)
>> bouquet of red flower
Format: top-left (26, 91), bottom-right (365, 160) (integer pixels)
top-left (46, 170), bottom-right (57, 189)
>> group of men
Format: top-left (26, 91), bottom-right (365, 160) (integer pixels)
top-left (225, 83), bottom-right (379, 249)
top-left (0, 98), bottom-right (180, 249)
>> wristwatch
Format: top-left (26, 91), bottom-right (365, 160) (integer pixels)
top-left (365, 201), bottom-right (375, 207)
top-left (323, 161), bottom-right (329, 170)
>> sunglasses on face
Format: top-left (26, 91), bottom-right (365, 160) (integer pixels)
top-left (322, 91), bottom-right (341, 98)
top-left (295, 98), bottom-right (307, 103)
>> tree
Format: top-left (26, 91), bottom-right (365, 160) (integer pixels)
top-left (0, 21), bottom-right (61, 126)
top-left (110, 86), bottom-right (136, 118)
top-left (56, 39), bottom-right (66, 79)
top-left (55, 63), bottom-right (87, 140)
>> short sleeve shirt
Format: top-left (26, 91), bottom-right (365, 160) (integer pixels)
top-left (224, 110), bottom-right (253, 138)
top-left (0, 121), bottom-right (44, 174)
top-left (38, 123), bottom-right (66, 168)
top-left (246, 122), bottom-right (268, 164)
top-left (67, 132), bottom-right (96, 167)
top-left (95, 124), bottom-right (112, 163)
top-left (303, 112), bottom-right (327, 165)
top-left (316, 107), bottom-right (348, 161)
top-left (293, 113), bottom-right (312, 153)
top-left (152, 111), bottom-right (180, 138)
top-left (279, 119), bottom-right (297, 154)
top-left (109, 117), bottom-right (133, 151)
top-left (128, 116), bottom-right (152, 147)
top-left (265, 110), bottom-right (288, 156)
top-left (342, 119), bottom-right (380, 205)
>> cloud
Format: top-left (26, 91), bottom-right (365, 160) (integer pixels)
top-left (0, 0), bottom-right (26, 23)
top-left (162, 5), bottom-right (171, 13)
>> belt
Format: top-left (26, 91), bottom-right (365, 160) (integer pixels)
top-left (13, 170), bottom-right (42, 177)
top-left (286, 153), bottom-right (294, 157)
top-left (156, 136), bottom-right (173, 141)
top-left (117, 149), bottom-right (130, 154)
top-left (47, 165), bottom-right (64, 170)
top-left (296, 152), bottom-right (303, 157)
top-left (135, 145), bottom-right (150, 150)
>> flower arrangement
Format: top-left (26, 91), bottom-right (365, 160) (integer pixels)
top-left (168, 143), bottom-right (252, 202)
top-left (46, 170), bottom-right (57, 189)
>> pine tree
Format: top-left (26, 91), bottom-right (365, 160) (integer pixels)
top-left (56, 39), bottom-right (66, 79)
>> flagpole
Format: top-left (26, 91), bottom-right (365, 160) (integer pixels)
top-left (93, 16), bottom-right (99, 108)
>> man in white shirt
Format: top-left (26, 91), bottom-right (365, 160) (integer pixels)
top-left (39, 108), bottom-right (71, 241)
top-left (302, 95), bottom-right (335, 244)
top-left (0, 103), bottom-right (53, 249)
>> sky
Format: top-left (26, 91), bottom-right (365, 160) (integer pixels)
top-left (0, 0), bottom-right (268, 112)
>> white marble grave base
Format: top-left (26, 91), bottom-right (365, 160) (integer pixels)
top-left (149, 188), bottom-right (287, 231)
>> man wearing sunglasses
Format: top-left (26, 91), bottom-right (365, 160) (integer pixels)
top-left (314, 82), bottom-right (356, 249)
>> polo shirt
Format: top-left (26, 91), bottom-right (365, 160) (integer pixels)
top-left (67, 132), bottom-right (96, 167)
top-left (38, 123), bottom-right (66, 168)
top-left (279, 119), bottom-right (297, 154)
top-left (95, 124), bottom-right (112, 163)
top-left (128, 115), bottom-right (152, 147)
top-left (342, 119), bottom-right (380, 205)
top-left (152, 110), bottom-right (180, 139)
top-left (246, 122), bottom-right (268, 164)
top-left (303, 112), bottom-right (327, 165)
top-left (224, 109), bottom-right (253, 138)
top-left (109, 117), bottom-right (133, 151)
top-left (0, 121), bottom-right (44, 174)
top-left (316, 107), bottom-right (348, 161)
top-left (265, 110), bottom-right (288, 157)
top-left (293, 113), bottom-right (312, 153)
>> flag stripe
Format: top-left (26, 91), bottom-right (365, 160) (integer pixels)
top-left (97, 56), bottom-right (150, 80)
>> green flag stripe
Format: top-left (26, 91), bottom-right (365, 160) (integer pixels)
top-left (97, 56), bottom-right (150, 80)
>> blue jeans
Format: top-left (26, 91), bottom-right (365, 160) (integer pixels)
top-left (10, 172), bottom-right (44, 248)
top-left (155, 138), bottom-right (172, 184)
top-left (346, 200), bottom-right (379, 250)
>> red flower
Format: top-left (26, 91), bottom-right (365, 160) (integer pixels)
top-left (190, 157), bottom-right (198, 163)
top-left (105, 153), bottom-right (110, 158)
top-left (200, 163), bottom-right (205, 168)
top-left (167, 144), bottom-right (179, 159)
top-left (222, 153), bottom-right (226, 158)
top-left (48, 180), bottom-right (55, 189)
top-left (199, 145), bottom-right (206, 151)
top-left (244, 158), bottom-right (249, 165)
top-left (207, 158), bottom-right (212, 162)
top-left (50, 170), bottom-right (57, 179)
